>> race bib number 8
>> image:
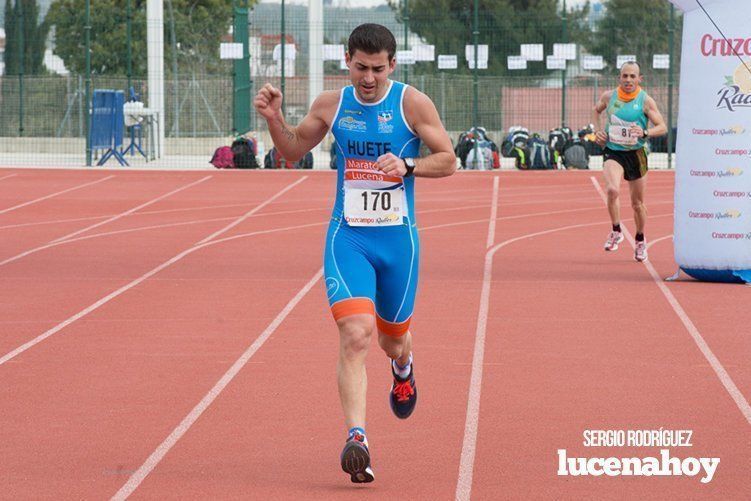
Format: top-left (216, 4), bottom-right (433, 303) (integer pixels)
top-left (344, 187), bottom-right (404, 226)
top-left (608, 125), bottom-right (638, 146)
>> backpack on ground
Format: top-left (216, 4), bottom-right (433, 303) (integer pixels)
top-left (510, 126), bottom-right (530, 148)
top-left (512, 146), bottom-right (528, 170)
top-left (563, 139), bottom-right (589, 169)
top-left (501, 136), bottom-right (514, 158)
top-left (264, 147), bottom-right (297, 169)
top-left (502, 126), bottom-right (530, 162)
top-left (210, 146), bottom-right (234, 169)
top-left (561, 127), bottom-right (573, 144)
top-left (527, 134), bottom-right (552, 170)
top-left (231, 137), bottom-right (259, 169)
top-left (465, 140), bottom-right (494, 170)
top-left (296, 151), bottom-right (314, 169)
top-left (456, 127), bottom-right (499, 168)
top-left (454, 132), bottom-right (475, 168)
top-left (548, 128), bottom-right (567, 156)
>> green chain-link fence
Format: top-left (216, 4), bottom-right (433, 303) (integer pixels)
top-left (0, 0), bottom-right (681, 168)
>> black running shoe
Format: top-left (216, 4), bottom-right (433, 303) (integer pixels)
top-left (340, 432), bottom-right (374, 483)
top-left (389, 363), bottom-right (417, 419)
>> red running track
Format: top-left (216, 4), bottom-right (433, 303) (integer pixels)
top-left (0, 168), bottom-right (748, 500)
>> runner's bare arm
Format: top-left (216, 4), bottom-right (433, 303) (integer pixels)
top-left (403, 88), bottom-right (456, 178)
top-left (593, 91), bottom-right (612, 145)
top-left (253, 85), bottom-right (339, 161)
top-left (643, 96), bottom-right (668, 138)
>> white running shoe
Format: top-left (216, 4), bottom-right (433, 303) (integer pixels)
top-left (634, 240), bottom-right (648, 262)
top-left (604, 231), bottom-right (624, 251)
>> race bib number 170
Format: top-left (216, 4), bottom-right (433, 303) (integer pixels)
top-left (344, 187), bottom-right (404, 226)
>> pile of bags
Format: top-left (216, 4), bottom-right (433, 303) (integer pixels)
top-left (210, 136), bottom-right (260, 169)
top-left (500, 124), bottom-right (602, 170)
top-left (210, 136), bottom-right (313, 170)
top-left (454, 127), bottom-right (501, 170)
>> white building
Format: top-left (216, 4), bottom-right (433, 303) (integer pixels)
top-left (44, 48), bottom-right (68, 75)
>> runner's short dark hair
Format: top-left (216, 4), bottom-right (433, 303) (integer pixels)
top-left (619, 60), bottom-right (641, 74)
top-left (348, 24), bottom-right (397, 61)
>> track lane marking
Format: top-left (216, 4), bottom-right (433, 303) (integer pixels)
top-left (0, 177), bottom-right (212, 267)
top-left (0, 175), bottom-right (115, 215)
top-left (0, 177), bottom-right (307, 366)
top-left (110, 268), bottom-right (324, 501)
top-left (590, 176), bottom-right (751, 425)
top-left (110, 180), bottom-right (504, 499)
top-left (648, 233), bottom-right (673, 249)
top-left (457, 205), bottom-right (677, 500)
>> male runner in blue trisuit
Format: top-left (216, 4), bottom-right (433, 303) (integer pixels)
top-left (254, 23), bottom-right (455, 483)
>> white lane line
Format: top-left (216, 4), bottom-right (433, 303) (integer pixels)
top-left (1, 190), bottom-right (672, 271)
top-left (486, 176), bottom-right (500, 249)
top-left (51, 176), bottom-right (212, 244)
top-left (0, 190), bottom-right (674, 232)
top-left (0, 178), bottom-right (307, 367)
top-left (194, 177), bottom-right (307, 246)
top-left (196, 222), bottom-right (326, 248)
top-left (117, 212), bottom-right (677, 259)
top-left (499, 197), bottom-right (673, 209)
top-left (0, 201), bottom-right (315, 231)
top-left (42, 217), bottom-right (243, 247)
top-left (110, 268), bottom-right (324, 501)
top-left (0, 174), bottom-right (18, 182)
top-left (457, 181), bottom-right (501, 501)
top-left (111, 185), bottom-right (505, 499)
top-left (590, 176), bottom-right (751, 425)
top-left (0, 175), bottom-right (115, 215)
top-left (456, 212), bottom-right (673, 500)
top-left (0, 214), bottom-right (118, 231)
top-left (0, 177), bottom-right (213, 267)
top-left (75, 208), bottom-right (674, 498)
top-left (210, 212), bottom-right (672, 254)
top-left (647, 234), bottom-right (673, 250)
top-left (0, 197), bottom-right (674, 233)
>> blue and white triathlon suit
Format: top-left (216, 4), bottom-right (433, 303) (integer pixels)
top-left (324, 80), bottom-right (421, 336)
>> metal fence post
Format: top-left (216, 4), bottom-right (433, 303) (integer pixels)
top-left (127, 0), bottom-right (132, 92)
top-left (233, 0), bottom-right (251, 135)
top-left (166, 0), bottom-right (180, 136)
top-left (440, 72), bottom-right (446, 126)
top-left (78, 75), bottom-right (84, 137)
top-left (85, 0), bottom-right (92, 166)
top-left (561, 0), bottom-right (567, 128)
top-left (472, 0), bottom-right (479, 165)
top-left (17, 0), bottom-right (25, 137)
top-left (403, 0), bottom-right (409, 85)
top-left (594, 74), bottom-right (599, 105)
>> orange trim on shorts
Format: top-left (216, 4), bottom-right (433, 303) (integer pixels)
top-left (376, 315), bottom-right (411, 337)
top-left (331, 298), bottom-right (375, 321)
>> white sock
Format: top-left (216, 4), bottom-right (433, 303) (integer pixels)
top-left (392, 352), bottom-right (412, 379)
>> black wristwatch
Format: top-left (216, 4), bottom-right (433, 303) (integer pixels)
top-left (403, 157), bottom-right (416, 178)
top-left (643, 128), bottom-right (649, 138)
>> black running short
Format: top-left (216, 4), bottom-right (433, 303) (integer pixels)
top-left (603, 147), bottom-right (649, 181)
